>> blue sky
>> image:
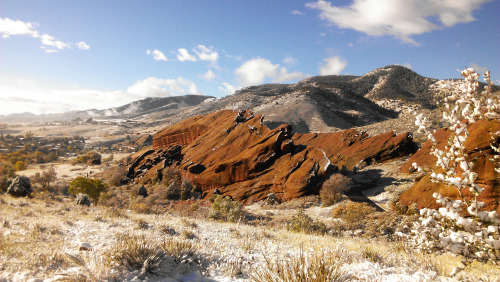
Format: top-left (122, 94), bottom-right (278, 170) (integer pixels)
top-left (1, 0), bottom-right (499, 115)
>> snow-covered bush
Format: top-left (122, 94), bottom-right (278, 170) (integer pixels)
top-left (410, 68), bottom-right (500, 263)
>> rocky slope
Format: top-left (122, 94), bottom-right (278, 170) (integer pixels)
top-left (125, 109), bottom-right (416, 204)
top-left (169, 65), bottom-right (441, 133)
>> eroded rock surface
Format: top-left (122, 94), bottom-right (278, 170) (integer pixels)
top-left (127, 109), bottom-right (416, 204)
top-left (399, 119), bottom-right (500, 215)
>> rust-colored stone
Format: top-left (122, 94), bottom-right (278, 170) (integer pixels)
top-left (400, 119), bottom-right (500, 215)
top-left (293, 130), bottom-right (416, 169)
top-left (129, 109), bottom-right (416, 204)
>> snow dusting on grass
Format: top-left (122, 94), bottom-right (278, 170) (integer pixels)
top-left (0, 194), bottom-right (498, 281)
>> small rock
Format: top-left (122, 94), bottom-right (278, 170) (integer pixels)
top-left (78, 242), bottom-right (92, 251)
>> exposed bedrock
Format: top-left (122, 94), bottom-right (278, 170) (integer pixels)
top-left (399, 119), bottom-right (500, 215)
top-left (127, 109), bottom-right (416, 204)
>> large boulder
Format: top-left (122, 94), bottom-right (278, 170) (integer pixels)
top-left (128, 109), bottom-right (416, 204)
top-left (399, 119), bottom-right (500, 215)
top-left (6, 176), bottom-right (33, 197)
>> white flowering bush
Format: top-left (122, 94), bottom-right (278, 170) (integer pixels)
top-left (410, 67), bottom-right (500, 263)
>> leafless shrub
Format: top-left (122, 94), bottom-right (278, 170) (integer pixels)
top-left (320, 173), bottom-right (353, 206)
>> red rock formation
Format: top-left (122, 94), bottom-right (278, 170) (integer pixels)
top-left (153, 115), bottom-right (211, 149)
top-left (293, 130), bottom-right (416, 170)
top-left (129, 109), bottom-right (416, 204)
top-left (399, 119), bottom-right (500, 215)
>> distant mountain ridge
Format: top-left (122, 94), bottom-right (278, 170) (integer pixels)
top-left (172, 65), bottom-right (444, 133)
top-left (0, 95), bottom-right (212, 122)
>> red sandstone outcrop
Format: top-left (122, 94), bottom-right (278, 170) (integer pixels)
top-left (399, 119), bottom-right (500, 214)
top-left (128, 109), bottom-right (416, 204)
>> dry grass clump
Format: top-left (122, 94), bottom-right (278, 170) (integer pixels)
top-left (181, 230), bottom-right (197, 240)
top-left (363, 211), bottom-right (416, 239)
top-left (159, 224), bottom-right (177, 235)
top-left (98, 233), bottom-right (202, 279)
top-left (331, 201), bottom-right (377, 227)
top-left (97, 234), bottom-right (168, 278)
top-left (251, 248), bottom-right (352, 282)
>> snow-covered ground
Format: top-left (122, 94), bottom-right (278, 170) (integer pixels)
top-left (1, 194), bottom-right (498, 281)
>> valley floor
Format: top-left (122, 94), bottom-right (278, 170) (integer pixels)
top-left (1, 194), bottom-right (499, 281)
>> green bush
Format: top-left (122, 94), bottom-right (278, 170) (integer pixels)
top-left (209, 195), bottom-right (244, 223)
top-left (286, 209), bottom-right (327, 235)
top-left (71, 151), bottom-right (102, 166)
top-left (68, 177), bottom-right (107, 204)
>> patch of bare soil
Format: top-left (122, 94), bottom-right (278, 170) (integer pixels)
top-left (15, 153), bottom-right (130, 184)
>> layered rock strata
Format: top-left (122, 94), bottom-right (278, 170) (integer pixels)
top-left (128, 109), bottom-right (416, 204)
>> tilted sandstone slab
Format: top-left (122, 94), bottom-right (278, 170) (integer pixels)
top-left (399, 119), bottom-right (500, 215)
top-left (292, 129), bottom-right (416, 170)
top-left (127, 109), bottom-right (416, 204)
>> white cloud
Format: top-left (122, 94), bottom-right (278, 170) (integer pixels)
top-left (469, 63), bottom-right (488, 74)
top-left (306, 0), bottom-right (491, 44)
top-left (275, 67), bottom-right (310, 83)
top-left (282, 56), bottom-right (298, 66)
top-left (291, 10), bottom-right (305, 16)
top-left (127, 77), bottom-right (199, 97)
top-left (0, 17), bottom-right (88, 52)
top-left (177, 48), bottom-right (197, 61)
top-left (203, 69), bottom-right (216, 81)
top-left (146, 49), bottom-right (168, 61)
top-left (40, 34), bottom-right (69, 51)
top-left (194, 45), bottom-right (218, 61)
top-left (235, 58), bottom-right (309, 86)
top-left (219, 83), bottom-right (238, 96)
top-left (0, 18), bottom-right (39, 38)
top-left (77, 41), bottom-right (90, 50)
top-left (235, 58), bottom-right (279, 86)
top-left (319, 56), bottom-right (347, 75)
